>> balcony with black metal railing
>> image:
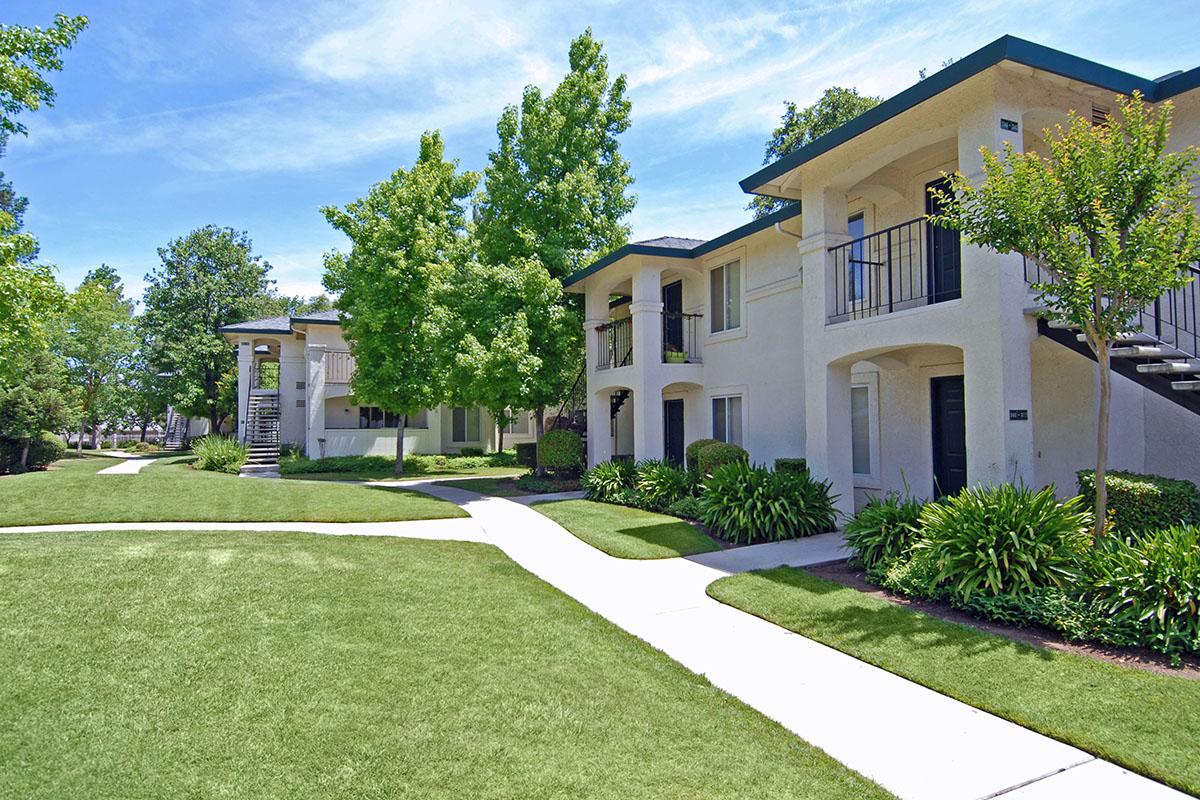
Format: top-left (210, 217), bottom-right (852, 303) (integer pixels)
top-left (827, 216), bottom-right (961, 324)
top-left (596, 317), bottom-right (633, 371)
top-left (661, 311), bottom-right (703, 364)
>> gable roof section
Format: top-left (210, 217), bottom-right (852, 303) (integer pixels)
top-left (291, 309), bottom-right (341, 325)
top-left (562, 202), bottom-right (802, 288)
top-left (740, 35), bottom-right (1197, 197)
top-left (219, 309), bottom-right (343, 335)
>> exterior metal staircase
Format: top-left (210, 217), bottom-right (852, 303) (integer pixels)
top-left (550, 368), bottom-right (589, 448)
top-left (243, 392), bottom-right (281, 466)
top-left (163, 407), bottom-right (189, 450)
top-left (1027, 261), bottom-right (1200, 415)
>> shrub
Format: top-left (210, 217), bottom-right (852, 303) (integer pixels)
top-left (458, 446), bottom-right (485, 457)
top-left (537, 430), bottom-right (585, 475)
top-left (1083, 525), bottom-right (1200, 657)
top-left (27, 432), bottom-right (67, 470)
top-left (685, 438), bottom-right (721, 472)
top-left (488, 449), bottom-right (518, 467)
top-left (917, 483), bottom-right (1092, 601)
top-left (633, 459), bottom-right (692, 511)
top-left (665, 495), bottom-right (705, 521)
top-left (515, 442), bottom-right (538, 468)
top-left (879, 547), bottom-right (946, 600)
top-left (844, 493), bottom-right (925, 574)
top-left (695, 442), bottom-right (748, 477)
top-left (1077, 469), bottom-right (1200, 535)
top-left (701, 462), bottom-right (838, 544)
top-left (191, 435), bottom-right (248, 474)
top-left (582, 459), bottom-right (634, 503)
top-left (773, 458), bottom-right (808, 475)
top-left (515, 473), bottom-right (579, 493)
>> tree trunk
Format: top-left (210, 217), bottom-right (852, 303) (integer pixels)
top-left (209, 409), bottom-right (220, 436)
top-left (19, 441), bottom-right (29, 468)
top-left (140, 421), bottom-right (148, 442)
top-left (89, 424), bottom-right (98, 450)
top-left (534, 405), bottom-right (546, 476)
top-left (76, 420), bottom-right (85, 455)
top-left (1094, 340), bottom-right (1112, 540)
top-left (394, 414), bottom-right (408, 477)
top-left (498, 420), bottom-right (505, 453)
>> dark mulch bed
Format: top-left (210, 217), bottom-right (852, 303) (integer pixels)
top-left (807, 560), bottom-right (1200, 680)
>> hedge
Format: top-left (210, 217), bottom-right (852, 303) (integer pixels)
top-left (515, 442), bottom-right (538, 469)
top-left (773, 458), bottom-right (808, 475)
top-left (1077, 469), bottom-right (1200, 535)
top-left (695, 442), bottom-right (748, 477)
top-left (538, 429), bottom-right (585, 474)
top-left (685, 438), bottom-right (721, 472)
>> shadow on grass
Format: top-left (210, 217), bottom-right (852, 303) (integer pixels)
top-left (747, 567), bottom-right (1051, 663)
top-left (612, 521), bottom-right (711, 557)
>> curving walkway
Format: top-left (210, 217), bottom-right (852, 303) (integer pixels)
top-left (0, 486), bottom-right (1185, 800)
top-left (95, 457), bottom-right (160, 475)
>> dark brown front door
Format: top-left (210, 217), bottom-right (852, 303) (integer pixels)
top-left (931, 375), bottom-right (967, 498)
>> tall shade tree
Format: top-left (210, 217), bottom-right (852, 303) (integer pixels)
top-left (52, 266), bottom-right (138, 452)
top-left (750, 87), bottom-right (881, 218)
top-left (0, 13), bottom-right (86, 380)
top-left (932, 92), bottom-right (1200, 538)
top-left (142, 226), bottom-right (273, 432)
top-left (0, 346), bottom-right (74, 469)
top-left (323, 131), bottom-right (478, 476)
top-left (474, 27), bottom-right (635, 281)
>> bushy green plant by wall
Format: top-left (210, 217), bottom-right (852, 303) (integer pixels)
top-left (695, 442), bottom-right (748, 477)
top-left (1077, 470), bottom-right (1200, 535)
top-left (582, 459), bottom-right (634, 503)
top-left (917, 484), bottom-right (1092, 601)
top-left (844, 493), bottom-right (925, 574)
top-left (515, 442), bottom-right (538, 468)
top-left (685, 438), bottom-right (721, 472)
top-left (633, 459), bottom-right (692, 511)
top-left (665, 495), bottom-right (705, 521)
top-left (0, 431), bottom-right (67, 473)
top-left (773, 458), bottom-right (808, 475)
top-left (191, 435), bottom-right (248, 474)
top-left (537, 429), bottom-right (585, 475)
top-left (1084, 525), bottom-right (1200, 658)
top-left (701, 462), bottom-right (837, 544)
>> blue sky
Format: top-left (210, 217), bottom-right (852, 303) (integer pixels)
top-left (5, 0), bottom-right (1199, 301)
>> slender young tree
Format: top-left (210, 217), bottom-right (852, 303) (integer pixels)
top-left (142, 226), bottom-right (273, 432)
top-left (750, 86), bottom-right (880, 218)
top-left (323, 131), bottom-right (478, 476)
top-left (932, 92), bottom-right (1200, 537)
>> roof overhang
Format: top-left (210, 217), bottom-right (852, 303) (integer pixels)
top-left (740, 35), bottom-right (1197, 198)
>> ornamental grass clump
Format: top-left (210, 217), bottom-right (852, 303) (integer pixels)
top-left (1083, 524), bottom-right (1200, 658)
top-left (701, 462), bottom-right (837, 544)
top-left (582, 459), bottom-right (635, 503)
top-left (844, 493), bottom-right (925, 575)
top-left (916, 483), bottom-right (1092, 601)
top-left (633, 459), bottom-right (693, 511)
top-left (191, 435), bottom-right (248, 474)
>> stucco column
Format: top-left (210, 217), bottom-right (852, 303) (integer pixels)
top-left (587, 389), bottom-right (613, 466)
top-left (805, 360), bottom-right (856, 518)
top-left (956, 83), bottom-right (1037, 487)
top-left (304, 344), bottom-right (327, 458)
top-left (632, 386), bottom-right (664, 462)
top-left (236, 341), bottom-right (252, 444)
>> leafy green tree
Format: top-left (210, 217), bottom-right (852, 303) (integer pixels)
top-left (323, 131), bottom-right (478, 476)
top-left (142, 226), bottom-right (273, 432)
top-left (257, 291), bottom-right (333, 318)
top-left (52, 266), bottom-right (139, 451)
top-left (932, 92), bottom-right (1200, 538)
top-left (474, 28), bottom-right (635, 281)
top-left (0, 13), bottom-right (88, 140)
top-left (124, 339), bottom-right (170, 442)
top-left (750, 87), bottom-right (881, 218)
top-left (0, 346), bottom-right (74, 468)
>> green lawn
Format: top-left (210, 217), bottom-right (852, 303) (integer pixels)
top-left (0, 457), bottom-right (464, 525)
top-left (283, 465), bottom-right (525, 482)
top-left (0, 531), bottom-right (891, 799)
top-left (437, 476), bottom-right (532, 496)
top-left (708, 568), bottom-right (1200, 796)
top-left (533, 499), bottom-right (720, 559)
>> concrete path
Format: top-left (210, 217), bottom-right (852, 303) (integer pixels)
top-left (409, 484), bottom-right (1186, 800)
top-left (96, 457), bottom-right (159, 475)
top-left (0, 488), bottom-right (1184, 800)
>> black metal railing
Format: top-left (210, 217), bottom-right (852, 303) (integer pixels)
top-left (828, 216), bottom-right (959, 323)
top-left (596, 317), bottom-right (633, 370)
top-left (1024, 257), bottom-right (1200, 359)
top-left (661, 312), bottom-right (702, 364)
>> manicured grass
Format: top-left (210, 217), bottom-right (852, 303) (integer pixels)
top-left (0, 531), bottom-right (891, 799)
top-left (437, 476), bottom-right (532, 496)
top-left (708, 567), bottom-right (1200, 796)
top-left (533, 499), bottom-right (720, 559)
top-left (283, 465), bottom-right (525, 482)
top-left (0, 457), bottom-right (464, 525)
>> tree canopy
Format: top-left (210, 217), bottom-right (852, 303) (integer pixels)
top-left (750, 86), bottom-right (881, 218)
top-left (0, 13), bottom-right (88, 140)
top-left (323, 131), bottom-right (478, 474)
top-left (141, 226), bottom-right (273, 430)
top-left (474, 28), bottom-right (635, 280)
top-left (933, 92), bottom-right (1200, 536)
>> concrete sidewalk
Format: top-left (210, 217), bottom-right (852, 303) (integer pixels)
top-left (412, 484), bottom-right (1185, 800)
top-left (96, 457), bottom-right (158, 475)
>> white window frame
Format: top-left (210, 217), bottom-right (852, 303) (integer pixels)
top-left (710, 394), bottom-right (744, 447)
top-left (708, 259), bottom-right (742, 335)
top-left (452, 407), bottom-right (481, 443)
top-left (850, 372), bottom-right (880, 488)
top-left (505, 410), bottom-right (529, 435)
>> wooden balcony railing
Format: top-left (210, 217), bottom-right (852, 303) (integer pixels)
top-left (325, 351), bottom-right (355, 384)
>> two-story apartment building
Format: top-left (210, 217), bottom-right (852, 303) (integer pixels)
top-left (219, 310), bottom-right (539, 463)
top-left (567, 36), bottom-right (1200, 515)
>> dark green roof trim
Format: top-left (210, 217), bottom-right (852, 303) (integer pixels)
top-left (740, 35), bottom-right (1195, 196)
top-left (291, 316), bottom-right (341, 326)
top-left (219, 326), bottom-right (291, 335)
top-left (562, 202), bottom-right (802, 288)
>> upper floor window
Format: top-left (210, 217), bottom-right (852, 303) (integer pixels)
top-left (452, 407), bottom-right (482, 442)
top-left (847, 214), bottom-right (866, 304)
top-left (712, 395), bottom-right (743, 446)
top-left (710, 260), bottom-right (741, 333)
